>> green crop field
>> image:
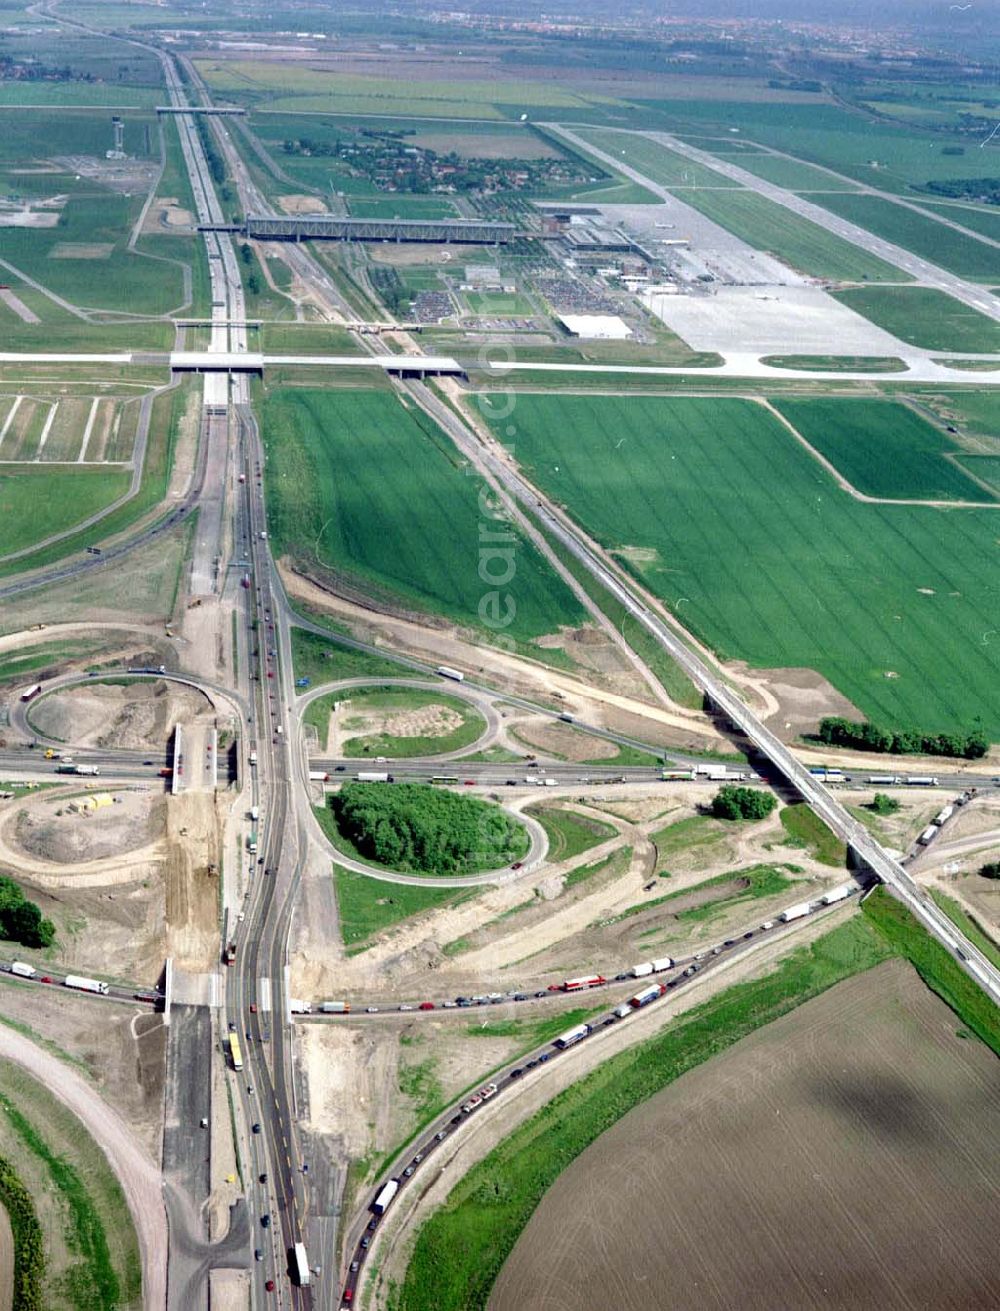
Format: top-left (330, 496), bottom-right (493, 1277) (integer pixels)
top-left (261, 387), bottom-right (585, 650)
top-left (666, 187), bottom-right (906, 281)
top-left (834, 286), bottom-right (1000, 353)
top-left (0, 466), bottom-right (130, 556)
top-left (480, 392), bottom-right (1000, 738)
top-left (816, 193), bottom-right (999, 280)
top-left (574, 128), bottom-right (739, 189)
top-left (773, 398), bottom-right (992, 502)
top-left (196, 59), bottom-right (621, 119)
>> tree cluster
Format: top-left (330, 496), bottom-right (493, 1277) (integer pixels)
top-left (0, 875), bottom-right (55, 948)
top-left (924, 175), bottom-right (1000, 206)
top-left (868, 793), bottom-right (900, 816)
top-left (711, 785), bottom-right (777, 822)
top-left (818, 716), bottom-right (988, 760)
top-left (980, 862), bottom-right (1000, 880)
top-left (331, 783), bottom-right (525, 874)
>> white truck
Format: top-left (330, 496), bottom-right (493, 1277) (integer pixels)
top-left (64, 974), bottom-right (109, 995)
top-left (918, 825), bottom-right (938, 845)
top-left (436, 665), bottom-right (465, 682)
top-left (651, 956), bottom-right (674, 972)
top-left (779, 902), bottom-right (813, 924)
top-left (933, 805), bottom-right (954, 827)
top-left (357, 771), bottom-right (391, 783)
top-left (821, 883), bottom-right (855, 906)
top-left (695, 764), bottom-right (728, 780)
top-left (289, 1000), bottom-right (312, 1015)
top-left (320, 1001), bottom-right (350, 1014)
top-left (372, 1179), bottom-right (399, 1216)
top-left (867, 775), bottom-right (902, 785)
top-left (10, 961), bottom-right (36, 978)
top-left (630, 962), bottom-right (654, 978)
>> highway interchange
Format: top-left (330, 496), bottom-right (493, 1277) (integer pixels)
top-left (2, 15), bottom-right (999, 1311)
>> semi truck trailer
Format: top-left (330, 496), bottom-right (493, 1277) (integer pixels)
top-left (64, 974), bottom-right (109, 995)
top-left (778, 902), bottom-right (813, 923)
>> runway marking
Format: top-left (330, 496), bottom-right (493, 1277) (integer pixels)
top-left (77, 397), bottom-right (100, 462)
top-left (0, 395), bottom-right (22, 452)
top-left (34, 401), bottom-right (57, 460)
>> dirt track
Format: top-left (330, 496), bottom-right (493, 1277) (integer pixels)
top-left (0, 1025), bottom-right (167, 1311)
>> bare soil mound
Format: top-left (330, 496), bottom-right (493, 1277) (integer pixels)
top-left (13, 792), bottom-right (164, 865)
top-left (512, 717), bottom-right (619, 763)
top-left (32, 680), bottom-right (209, 750)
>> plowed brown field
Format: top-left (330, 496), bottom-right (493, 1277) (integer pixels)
top-left (490, 961), bottom-right (1000, 1311)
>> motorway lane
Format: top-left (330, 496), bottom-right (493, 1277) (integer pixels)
top-left (335, 896), bottom-right (855, 1305)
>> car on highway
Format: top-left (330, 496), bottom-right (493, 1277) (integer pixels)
top-left (435, 1129), bottom-right (447, 1140)
top-left (343, 1291), bottom-right (354, 1304)
top-left (360, 1236), bottom-right (370, 1249)
top-left (40, 976), bottom-right (53, 984)
top-left (249, 1003), bottom-right (258, 1013)
top-left (254, 1249), bottom-right (262, 1261)
top-left (265, 1280), bottom-right (274, 1293)
top-left (418, 1001), bottom-right (435, 1011)
top-left (511, 861), bottom-right (523, 870)
top-left (261, 1214), bottom-right (270, 1228)
top-left (350, 1261), bottom-right (359, 1273)
top-left (252, 1122), bottom-right (261, 1134)
top-left (259, 1172), bottom-right (267, 1184)
top-left (509, 1068), bottom-right (524, 1079)
top-left (365, 1006), bottom-right (379, 1014)
top-left (398, 1003), bottom-right (414, 1012)
top-left (403, 1165), bottom-right (415, 1177)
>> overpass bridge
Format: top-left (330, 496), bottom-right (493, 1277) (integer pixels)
top-left (156, 105), bottom-right (246, 115)
top-left (0, 351), bottom-right (465, 379)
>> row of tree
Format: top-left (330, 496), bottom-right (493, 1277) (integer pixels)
top-left (0, 1153), bottom-right (45, 1310)
top-left (331, 783), bottom-right (525, 874)
top-left (0, 875), bottom-right (55, 948)
top-left (818, 716), bottom-right (988, 760)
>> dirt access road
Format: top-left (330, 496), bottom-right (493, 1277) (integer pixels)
top-left (0, 1025), bottom-right (166, 1311)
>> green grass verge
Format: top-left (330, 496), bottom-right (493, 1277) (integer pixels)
top-left (527, 806), bottom-right (616, 862)
top-left (331, 864), bottom-right (473, 954)
top-left (778, 804), bottom-right (847, 867)
top-left (0, 466), bottom-right (131, 557)
top-left (862, 887), bottom-right (1000, 1054)
top-left (291, 626), bottom-right (409, 688)
top-left (761, 355), bottom-right (906, 373)
top-left (394, 915), bottom-right (894, 1311)
top-left (665, 187), bottom-right (906, 281)
top-left (833, 286), bottom-right (1000, 353)
top-left (928, 891), bottom-right (1000, 972)
top-left (320, 686), bottom-right (486, 759)
top-left (816, 192), bottom-right (1000, 281)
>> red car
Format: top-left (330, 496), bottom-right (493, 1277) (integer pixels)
top-left (510, 861), bottom-right (523, 870)
top-left (40, 976), bottom-right (53, 984)
top-left (343, 1292), bottom-right (354, 1304)
top-left (265, 1279), bottom-right (275, 1292)
top-left (249, 1003), bottom-right (258, 1014)
top-left (418, 1002), bottom-right (435, 1011)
